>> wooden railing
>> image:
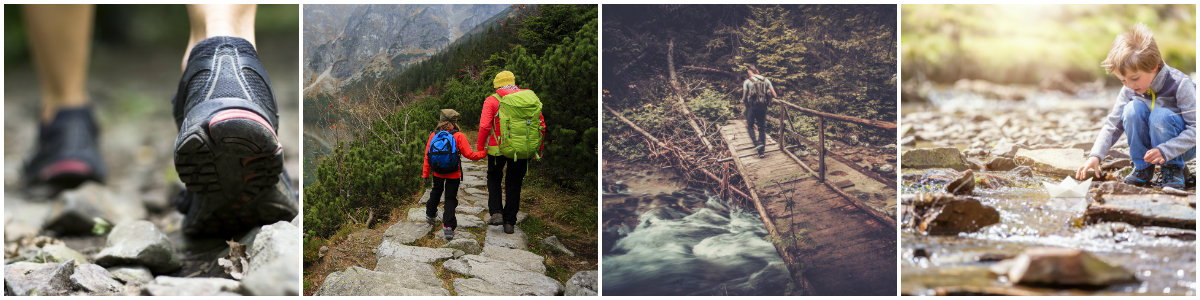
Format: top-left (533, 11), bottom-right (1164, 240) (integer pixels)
top-left (772, 99), bottom-right (897, 187)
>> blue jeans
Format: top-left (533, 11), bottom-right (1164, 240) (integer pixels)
top-left (1123, 100), bottom-right (1196, 169)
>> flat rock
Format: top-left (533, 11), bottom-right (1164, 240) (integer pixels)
top-left (991, 247), bottom-right (1136, 287)
top-left (461, 175), bottom-right (486, 188)
top-left (457, 214), bottom-right (485, 228)
top-left (901, 148), bottom-right (970, 170)
top-left (242, 221), bottom-right (301, 296)
top-left (1014, 148), bottom-right (1085, 178)
top-left (456, 205), bottom-right (485, 214)
top-left (985, 157), bottom-right (1018, 171)
top-left (418, 189), bottom-right (432, 204)
top-left (314, 265), bottom-right (448, 296)
top-left (143, 276), bottom-right (241, 296)
top-left (481, 244), bottom-right (546, 274)
top-left (437, 230), bottom-right (477, 241)
top-left (1009, 166), bottom-right (1034, 178)
top-left (407, 207), bottom-right (442, 223)
top-left (443, 255), bottom-right (562, 296)
top-left (564, 270), bottom-right (598, 296)
top-left (918, 196), bottom-right (1000, 235)
top-left (383, 222), bottom-right (432, 245)
top-left (4, 261), bottom-right (76, 296)
top-left (107, 266), bottom-right (153, 285)
top-left (15, 241), bottom-right (89, 264)
top-left (45, 183), bottom-right (147, 235)
top-left (376, 240), bottom-right (462, 263)
top-left (70, 263), bottom-right (122, 295)
top-left (463, 187), bottom-right (488, 196)
top-left (443, 238), bottom-right (482, 255)
top-left (541, 236), bottom-right (575, 257)
top-left (95, 220), bottom-right (181, 274)
top-left (485, 225), bottom-right (529, 250)
top-left (992, 140), bottom-right (1024, 158)
top-left (1085, 194), bottom-right (1194, 229)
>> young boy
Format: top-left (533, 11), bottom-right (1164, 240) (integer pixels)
top-left (1076, 23), bottom-right (1196, 189)
top-left (423, 109), bottom-right (487, 240)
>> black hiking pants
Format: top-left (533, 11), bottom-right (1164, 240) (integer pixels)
top-left (427, 177), bottom-right (460, 229)
top-left (487, 155), bottom-right (529, 225)
top-left (746, 103), bottom-right (768, 148)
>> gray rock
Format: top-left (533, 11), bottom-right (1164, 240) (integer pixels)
top-left (1010, 166), bottom-right (1034, 178)
top-left (242, 221), bottom-right (301, 296)
top-left (418, 189), bottom-right (432, 204)
top-left (143, 276), bottom-right (242, 296)
top-left (985, 157), bottom-right (1019, 171)
top-left (541, 236), bottom-right (575, 257)
top-left (461, 175), bottom-right (486, 188)
top-left (877, 164), bottom-right (895, 173)
top-left (70, 263), bottom-right (122, 295)
top-left (107, 266), bottom-right (154, 285)
top-left (485, 225), bottom-right (529, 250)
top-left (4, 261), bottom-right (75, 296)
top-left (914, 194), bottom-right (1000, 235)
top-left (95, 221), bottom-right (181, 274)
top-left (376, 240), bottom-right (461, 263)
top-left (456, 205), bottom-right (485, 214)
top-left (443, 238), bottom-right (482, 255)
top-left (901, 148), bottom-right (970, 170)
top-left (3, 194), bottom-right (55, 242)
top-left (383, 222), bottom-right (432, 245)
top-left (516, 212), bottom-right (529, 224)
top-left (992, 140), bottom-right (1023, 158)
top-left (407, 207), bottom-right (442, 223)
top-left (1085, 194), bottom-right (1194, 229)
top-left (45, 182), bottom-right (147, 235)
top-left (481, 245), bottom-right (546, 274)
top-left (443, 255), bottom-right (562, 296)
top-left (314, 266), bottom-right (449, 296)
top-left (457, 214), bottom-right (485, 228)
top-left (991, 248), bottom-right (1136, 287)
top-left (1014, 148), bottom-right (1085, 178)
top-left (15, 241), bottom-right (89, 264)
top-left (436, 230), bottom-right (476, 241)
top-left (463, 187), bottom-right (488, 196)
top-left (564, 270), bottom-right (598, 296)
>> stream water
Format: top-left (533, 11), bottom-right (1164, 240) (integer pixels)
top-left (602, 167), bottom-right (792, 296)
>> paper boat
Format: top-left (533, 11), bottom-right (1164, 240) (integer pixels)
top-left (1042, 177), bottom-right (1092, 198)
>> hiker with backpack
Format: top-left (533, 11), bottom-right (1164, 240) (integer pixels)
top-left (423, 109), bottom-right (487, 240)
top-left (478, 71), bottom-right (545, 234)
top-left (743, 64), bottom-right (778, 158)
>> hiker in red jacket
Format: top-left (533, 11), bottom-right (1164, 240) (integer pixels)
top-left (423, 109), bottom-right (486, 240)
top-left (477, 71), bottom-right (545, 234)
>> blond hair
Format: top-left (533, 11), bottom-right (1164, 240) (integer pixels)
top-left (1101, 23), bottom-right (1163, 75)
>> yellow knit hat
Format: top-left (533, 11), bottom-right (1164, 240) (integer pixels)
top-left (493, 71), bottom-right (516, 88)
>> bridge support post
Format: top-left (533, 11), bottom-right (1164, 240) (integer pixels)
top-left (818, 116), bottom-right (825, 182)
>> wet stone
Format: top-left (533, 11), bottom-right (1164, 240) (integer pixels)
top-left (1085, 194), bottom-right (1194, 229)
top-left (944, 170), bottom-right (975, 196)
top-left (915, 194), bottom-right (1000, 235)
top-left (1009, 166), bottom-right (1034, 178)
top-left (901, 147), bottom-right (970, 170)
top-left (94, 220), bottom-right (181, 274)
top-left (991, 247), bottom-right (1136, 287)
top-left (1014, 148), bottom-right (1085, 178)
top-left (985, 157), bottom-right (1018, 171)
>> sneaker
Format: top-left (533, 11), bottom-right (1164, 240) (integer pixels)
top-left (503, 223), bottom-right (515, 234)
top-left (757, 144), bottom-right (766, 158)
top-left (443, 226), bottom-right (454, 240)
top-left (172, 36), bottom-right (296, 237)
top-left (1123, 166), bottom-right (1155, 187)
top-left (22, 106), bottom-right (107, 193)
top-left (426, 215), bottom-right (437, 225)
top-left (1160, 164), bottom-right (1187, 190)
top-left (488, 213), bottom-right (503, 226)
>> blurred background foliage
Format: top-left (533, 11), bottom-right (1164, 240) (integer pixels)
top-left (901, 4), bottom-right (1196, 86)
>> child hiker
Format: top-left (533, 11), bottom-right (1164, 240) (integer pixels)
top-left (1076, 23), bottom-right (1196, 189)
top-left (423, 109), bottom-right (487, 240)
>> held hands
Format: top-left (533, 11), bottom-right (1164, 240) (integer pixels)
top-left (1144, 148), bottom-right (1166, 165)
top-left (1075, 156), bottom-right (1101, 180)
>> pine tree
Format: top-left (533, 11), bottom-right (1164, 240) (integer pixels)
top-left (735, 5), bottom-right (807, 95)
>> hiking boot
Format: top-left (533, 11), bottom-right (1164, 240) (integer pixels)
top-left (1123, 166), bottom-right (1155, 187)
top-left (22, 106), bottom-right (107, 193)
top-left (443, 226), bottom-right (454, 240)
top-left (503, 223), bottom-right (515, 234)
top-left (488, 213), bottom-right (503, 226)
top-left (172, 36), bottom-right (295, 237)
top-left (1160, 164), bottom-right (1187, 190)
top-left (426, 215), bottom-right (437, 225)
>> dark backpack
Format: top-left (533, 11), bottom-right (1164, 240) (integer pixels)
top-left (427, 130), bottom-right (460, 174)
top-left (748, 76), bottom-right (769, 105)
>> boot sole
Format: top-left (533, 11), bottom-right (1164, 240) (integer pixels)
top-left (175, 108), bottom-right (283, 236)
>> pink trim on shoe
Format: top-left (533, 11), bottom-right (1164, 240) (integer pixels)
top-left (39, 160), bottom-right (92, 180)
top-left (208, 109), bottom-right (277, 140)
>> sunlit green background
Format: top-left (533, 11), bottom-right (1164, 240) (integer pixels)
top-left (901, 4), bottom-right (1195, 85)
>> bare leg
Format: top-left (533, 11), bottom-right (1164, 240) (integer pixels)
top-left (184, 4), bottom-right (256, 70)
top-left (24, 4), bottom-right (94, 124)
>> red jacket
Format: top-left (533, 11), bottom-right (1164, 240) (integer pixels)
top-left (477, 87), bottom-right (546, 153)
top-left (422, 128), bottom-right (487, 179)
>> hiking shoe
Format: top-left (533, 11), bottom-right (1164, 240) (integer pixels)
top-left (426, 215), bottom-right (437, 225)
top-left (1123, 166), bottom-right (1155, 187)
top-left (1160, 164), bottom-right (1187, 190)
top-left (22, 106), bottom-right (107, 193)
top-left (172, 36), bottom-right (295, 237)
top-left (443, 226), bottom-right (454, 240)
top-left (503, 224), bottom-right (515, 234)
top-left (488, 213), bottom-right (503, 226)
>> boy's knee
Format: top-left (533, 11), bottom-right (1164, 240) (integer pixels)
top-left (1121, 100), bottom-right (1149, 121)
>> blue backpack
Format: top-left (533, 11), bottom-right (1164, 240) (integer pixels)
top-left (427, 130), bottom-right (460, 174)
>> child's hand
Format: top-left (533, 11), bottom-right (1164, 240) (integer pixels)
top-left (1075, 156), bottom-right (1101, 180)
top-left (1144, 148), bottom-right (1166, 165)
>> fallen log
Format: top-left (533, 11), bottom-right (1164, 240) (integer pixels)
top-left (667, 39), bottom-right (714, 151)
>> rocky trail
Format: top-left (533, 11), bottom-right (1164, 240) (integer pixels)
top-left (312, 159), bottom-right (597, 296)
top-left (899, 89), bottom-right (1196, 296)
top-left (4, 36), bottom-right (301, 296)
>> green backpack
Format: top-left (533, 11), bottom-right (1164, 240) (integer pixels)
top-left (491, 90), bottom-right (544, 159)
